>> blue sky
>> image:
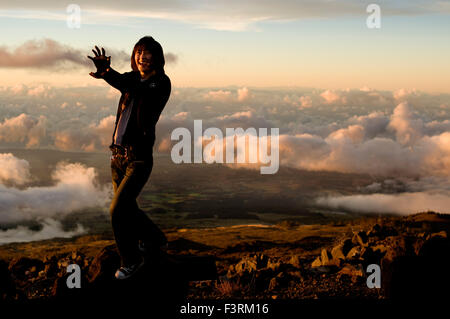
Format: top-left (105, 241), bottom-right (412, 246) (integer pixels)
top-left (0, 1), bottom-right (449, 91)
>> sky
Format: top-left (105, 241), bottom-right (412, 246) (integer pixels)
top-left (0, 0), bottom-right (449, 91)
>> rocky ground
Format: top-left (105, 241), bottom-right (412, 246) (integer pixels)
top-left (1, 211), bottom-right (450, 304)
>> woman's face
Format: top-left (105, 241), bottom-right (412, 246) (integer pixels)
top-left (135, 48), bottom-right (153, 74)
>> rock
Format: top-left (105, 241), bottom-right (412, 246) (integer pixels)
top-left (43, 262), bottom-right (59, 278)
top-left (380, 233), bottom-right (450, 299)
top-left (288, 270), bottom-right (303, 281)
top-left (254, 268), bottom-right (274, 292)
top-left (367, 224), bottom-right (398, 239)
top-left (288, 255), bottom-right (301, 269)
top-left (360, 247), bottom-right (385, 266)
top-left (331, 239), bottom-right (352, 261)
top-left (57, 258), bottom-right (70, 270)
top-left (337, 264), bottom-right (364, 282)
top-left (311, 257), bottom-right (322, 268)
top-left (418, 235), bottom-right (450, 258)
top-left (268, 272), bottom-right (288, 291)
top-left (372, 244), bottom-right (388, 254)
top-left (346, 246), bottom-right (361, 260)
top-left (0, 260), bottom-right (17, 301)
top-left (234, 254), bottom-right (268, 275)
top-left (267, 258), bottom-right (281, 271)
top-left (8, 257), bottom-right (44, 281)
top-left (352, 231), bottom-right (368, 247)
top-left (87, 244), bottom-right (121, 286)
top-left (320, 249), bottom-right (332, 265)
top-left (234, 257), bottom-right (257, 274)
top-left (367, 224), bottom-right (381, 236)
top-left (310, 266), bottom-right (334, 274)
top-left (429, 230), bottom-right (447, 240)
top-left (310, 249), bottom-right (340, 268)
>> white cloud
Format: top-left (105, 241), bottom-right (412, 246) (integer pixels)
top-left (237, 87), bottom-right (250, 102)
top-left (0, 153), bottom-right (31, 185)
top-left (320, 89), bottom-right (344, 104)
top-left (0, 113), bottom-right (46, 147)
top-left (0, 161), bottom-right (110, 223)
top-left (204, 90), bottom-right (232, 101)
top-left (387, 102), bottom-right (423, 145)
top-left (0, 218), bottom-right (86, 244)
top-left (316, 191), bottom-right (450, 215)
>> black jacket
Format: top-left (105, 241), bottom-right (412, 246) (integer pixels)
top-left (102, 68), bottom-right (171, 159)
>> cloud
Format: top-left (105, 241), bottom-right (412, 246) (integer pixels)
top-left (0, 1), bottom-right (440, 31)
top-left (237, 87), bottom-right (250, 102)
top-left (274, 103), bottom-right (450, 178)
top-left (316, 192), bottom-right (450, 215)
top-left (0, 38), bottom-right (177, 70)
top-left (0, 153), bottom-right (31, 185)
top-left (321, 89), bottom-right (344, 104)
top-left (53, 115), bottom-right (114, 152)
top-left (204, 90), bottom-right (232, 102)
top-left (0, 218), bottom-right (86, 244)
top-left (0, 161), bottom-right (110, 223)
top-left (387, 102), bottom-right (423, 145)
top-left (0, 38), bottom-right (90, 68)
top-left (0, 113), bottom-right (46, 147)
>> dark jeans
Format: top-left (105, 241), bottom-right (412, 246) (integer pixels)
top-left (110, 154), bottom-right (167, 267)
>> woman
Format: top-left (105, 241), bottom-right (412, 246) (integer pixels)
top-left (88, 36), bottom-right (171, 279)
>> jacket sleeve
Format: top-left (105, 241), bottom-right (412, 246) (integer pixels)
top-left (101, 68), bottom-right (138, 93)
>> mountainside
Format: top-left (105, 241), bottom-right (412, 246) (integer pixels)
top-left (1, 211), bottom-right (449, 304)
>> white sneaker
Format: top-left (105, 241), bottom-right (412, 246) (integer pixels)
top-left (114, 261), bottom-right (144, 280)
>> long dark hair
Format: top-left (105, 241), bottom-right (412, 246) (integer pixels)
top-left (130, 36), bottom-right (165, 73)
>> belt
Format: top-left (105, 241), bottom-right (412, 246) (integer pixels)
top-left (110, 144), bottom-right (151, 162)
top-left (109, 144), bottom-right (135, 161)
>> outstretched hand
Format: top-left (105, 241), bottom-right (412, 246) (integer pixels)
top-left (87, 46), bottom-right (111, 78)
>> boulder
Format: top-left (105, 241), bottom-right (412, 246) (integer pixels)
top-left (268, 272), bottom-right (289, 291)
top-left (234, 254), bottom-right (268, 275)
top-left (267, 258), bottom-right (281, 271)
top-left (367, 224), bottom-right (398, 240)
top-left (352, 231), bottom-right (368, 247)
top-left (8, 257), bottom-right (44, 281)
top-left (0, 260), bottom-right (17, 301)
top-left (320, 249), bottom-right (332, 265)
top-left (346, 246), bottom-right (361, 260)
top-left (337, 264), bottom-right (364, 282)
top-left (311, 257), bottom-right (322, 268)
top-left (87, 244), bottom-right (121, 286)
top-left (331, 239), bottom-right (352, 261)
top-left (288, 255), bottom-right (301, 269)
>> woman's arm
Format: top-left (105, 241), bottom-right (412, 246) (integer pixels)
top-left (101, 68), bottom-right (138, 93)
top-left (87, 46), bottom-right (138, 93)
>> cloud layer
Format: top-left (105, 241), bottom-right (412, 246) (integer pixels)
top-left (0, 155), bottom-right (110, 223)
top-left (0, 218), bottom-right (86, 244)
top-left (1, 84), bottom-right (449, 215)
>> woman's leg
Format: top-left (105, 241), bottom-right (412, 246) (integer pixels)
top-left (110, 159), bottom-right (151, 266)
top-left (129, 157), bottom-right (167, 247)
